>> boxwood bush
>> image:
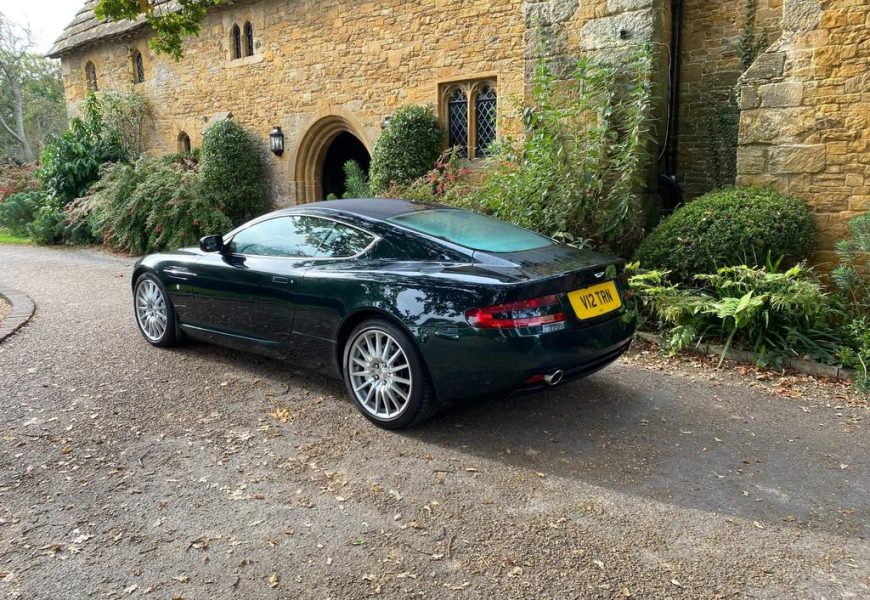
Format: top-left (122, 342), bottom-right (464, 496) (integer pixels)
top-left (198, 119), bottom-right (266, 225)
top-left (634, 187), bottom-right (815, 279)
top-left (370, 106), bottom-right (442, 194)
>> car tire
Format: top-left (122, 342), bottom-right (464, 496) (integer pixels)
top-left (133, 273), bottom-right (179, 348)
top-left (342, 318), bottom-right (437, 429)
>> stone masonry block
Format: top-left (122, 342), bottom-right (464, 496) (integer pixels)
top-left (736, 146), bottom-right (769, 175)
top-left (769, 144), bottom-right (827, 174)
top-left (578, 9), bottom-right (656, 49)
top-left (759, 82), bottom-right (805, 107)
top-left (606, 0), bottom-right (653, 14)
top-left (742, 52), bottom-right (786, 82)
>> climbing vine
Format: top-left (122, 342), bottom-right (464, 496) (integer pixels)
top-left (706, 0), bottom-right (769, 187)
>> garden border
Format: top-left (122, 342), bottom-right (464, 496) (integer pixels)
top-left (0, 285), bottom-right (35, 342)
top-left (636, 332), bottom-right (856, 381)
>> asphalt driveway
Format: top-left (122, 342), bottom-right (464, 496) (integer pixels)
top-left (0, 244), bottom-right (867, 599)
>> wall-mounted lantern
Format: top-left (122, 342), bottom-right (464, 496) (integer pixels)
top-left (269, 126), bottom-right (284, 156)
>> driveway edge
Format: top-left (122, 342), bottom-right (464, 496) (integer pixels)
top-left (636, 331), bottom-right (856, 381)
top-left (0, 285), bottom-right (35, 342)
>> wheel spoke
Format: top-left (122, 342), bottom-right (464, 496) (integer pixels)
top-left (347, 328), bottom-right (414, 420)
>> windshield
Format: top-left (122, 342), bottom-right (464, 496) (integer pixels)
top-left (387, 208), bottom-right (552, 253)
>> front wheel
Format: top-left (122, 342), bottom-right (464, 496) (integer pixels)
top-left (342, 319), bottom-right (436, 429)
top-left (133, 273), bottom-right (178, 347)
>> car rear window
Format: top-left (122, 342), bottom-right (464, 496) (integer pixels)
top-left (386, 208), bottom-right (552, 253)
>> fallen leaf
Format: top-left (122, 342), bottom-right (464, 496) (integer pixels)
top-left (268, 573), bottom-right (280, 588)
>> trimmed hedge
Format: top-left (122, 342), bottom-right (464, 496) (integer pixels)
top-left (370, 105), bottom-right (442, 194)
top-left (198, 119), bottom-right (266, 225)
top-left (634, 187), bottom-right (816, 278)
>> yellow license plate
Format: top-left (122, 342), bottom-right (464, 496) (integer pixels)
top-left (568, 281), bottom-right (622, 319)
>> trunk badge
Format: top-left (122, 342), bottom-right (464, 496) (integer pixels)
top-left (594, 271), bottom-right (605, 279)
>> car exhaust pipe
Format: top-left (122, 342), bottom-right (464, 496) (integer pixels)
top-left (543, 370), bottom-right (563, 386)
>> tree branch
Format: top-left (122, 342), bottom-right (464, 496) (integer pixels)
top-left (0, 111), bottom-right (25, 144)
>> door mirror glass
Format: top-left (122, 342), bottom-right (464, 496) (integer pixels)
top-left (199, 235), bottom-right (224, 253)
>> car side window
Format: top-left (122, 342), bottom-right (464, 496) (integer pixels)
top-left (316, 222), bottom-right (376, 258)
top-left (228, 216), bottom-right (334, 258)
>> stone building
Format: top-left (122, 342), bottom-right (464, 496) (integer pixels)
top-left (48, 0), bottom-right (868, 261)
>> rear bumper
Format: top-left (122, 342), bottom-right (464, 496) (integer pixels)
top-left (420, 311), bottom-right (636, 403)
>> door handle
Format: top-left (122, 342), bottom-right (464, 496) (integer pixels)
top-left (272, 276), bottom-right (290, 285)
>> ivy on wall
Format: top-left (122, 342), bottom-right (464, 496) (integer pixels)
top-left (706, 0), bottom-right (769, 188)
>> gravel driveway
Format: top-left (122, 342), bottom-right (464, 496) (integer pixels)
top-left (0, 244), bottom-right (867, 599)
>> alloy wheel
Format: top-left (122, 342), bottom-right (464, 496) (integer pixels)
top-left (348, 329), bottom-right (413, 420)
top-left (135, 279), bottom-right (168, 342)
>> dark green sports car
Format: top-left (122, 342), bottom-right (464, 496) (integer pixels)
top-left (132, 199), bottom-right (636, 428)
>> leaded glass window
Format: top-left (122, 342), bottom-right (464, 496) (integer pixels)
top-left (85, 61), bottom-right (98, 92)
top-left (133, 51), bottom-right (145, 83)
top-left (475, 85), bottom-right (497, 157)
top-left (447, 88), bottom-right (469, 157)
top-left (231, 24), bottom-right (241, 59)
top-left (244, 22), bottom-right (254, 57)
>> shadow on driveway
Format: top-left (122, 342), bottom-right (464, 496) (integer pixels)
top-left (168, 342), bottom-right (867, 540)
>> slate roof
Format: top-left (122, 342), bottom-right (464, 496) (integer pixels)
top-left (47, 1), bottom-right (178, 58)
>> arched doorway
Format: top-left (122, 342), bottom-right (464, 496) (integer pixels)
top-left (293, 114), bottom-right (372, 203)
top-left (321, 132), bottom-right (370, 199)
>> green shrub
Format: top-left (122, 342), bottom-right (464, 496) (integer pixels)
top-left (0, 191), bottom-right (43, 236)
top-left (634, 187), bottom-right (815, 279)
top-left (341, 160), bottom-right (371, 198)
top-left (387, 148), bottom-right (473, 204)
top-left (99, 90), bottom-right (151, 159)
top-left (198, 119), bottom-right (265, 224)
top-left (463, 48), bottom-right (654, 253)
top-left (629, 262), bottom-right (840, 367)
top-left (370, 106), bottom-right (442, 194)
top-left (38, 94), bottom-right (125, 204)
top-left (27, 201), bottom-right (66, 245)
top-left (839, 317), bottom-right (870, 392)
top-left (73, 156), bottom-right (233, 254)
top-left (831, 212), bottom-right (870, 317)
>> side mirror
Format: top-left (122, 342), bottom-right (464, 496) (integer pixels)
top-left (199, 235), bottom-right (224, 253)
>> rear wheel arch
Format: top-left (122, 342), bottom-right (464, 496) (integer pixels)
top-left (335, 309), bottom-right (422, 373)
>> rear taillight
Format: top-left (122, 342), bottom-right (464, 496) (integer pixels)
top-left (465, 294), bottom-right (566, 329)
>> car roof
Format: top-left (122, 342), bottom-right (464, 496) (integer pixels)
top-left (282, 198), bottom-right (443, 221)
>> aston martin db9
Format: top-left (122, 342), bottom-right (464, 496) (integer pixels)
top-left (132, 199), bottom-right (636, 428)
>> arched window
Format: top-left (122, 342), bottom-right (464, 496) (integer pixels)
top-left (178, 132), bottom-right (192, 154)
top-left (231, 24), bottom-right (241, 59)
top-left (85, 61), bottom-right (98, 92)
top-left (474, 84), bottom-right (497, 157)
top-left (132, 50), bottom-right (145, 83)
top-left (447, 88), bottom-right (469, 158)
top-left (243, 22), bottom-right (254, 57)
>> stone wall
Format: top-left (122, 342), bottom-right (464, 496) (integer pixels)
top-left (736, 0), bottom-right (869, 265)
top-left (57, 0), bottom-right (665, 207)
top-left (676, 0), bottom-right (782, 199)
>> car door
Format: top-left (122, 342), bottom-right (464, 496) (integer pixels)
top-left (186, 215), bottom-right (334, 351)
top-left (288, 219), bottom-right (379, 372)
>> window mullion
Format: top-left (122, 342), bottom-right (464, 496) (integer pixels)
top-left (467, 88), bottom-right (476, 159)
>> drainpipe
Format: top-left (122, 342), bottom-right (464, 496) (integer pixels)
top-left (658, 0), bottom-right (684, 214)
